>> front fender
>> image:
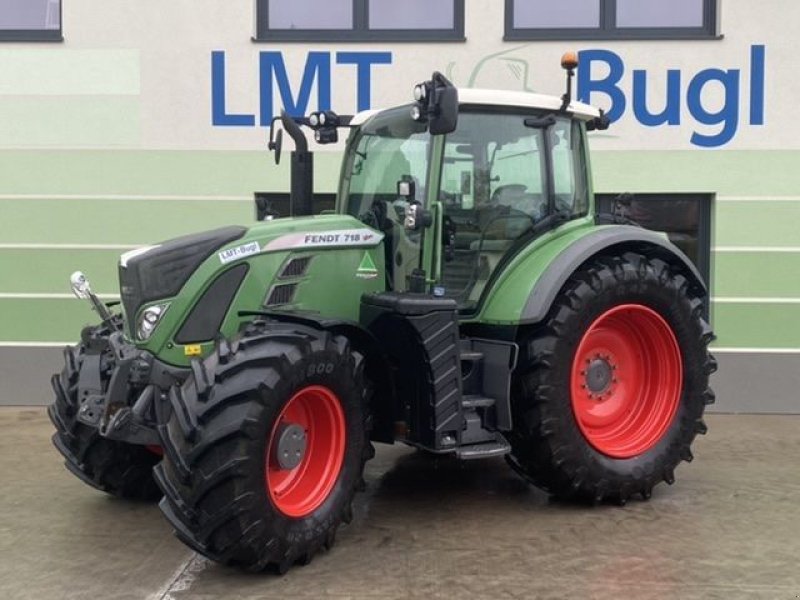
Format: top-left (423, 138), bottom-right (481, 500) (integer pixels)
top-left (474, 224), bottom-right (706, 326)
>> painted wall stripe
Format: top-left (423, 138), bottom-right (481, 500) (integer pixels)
top-left (0, 194), bottom-right (252, 202)
top-left (717, 196), bottom-right (800, 202)
top-left (0, 342), bottom-right (74, 348)
top-left (0, 244), bottom-right (140, 250)
top-left (0, 194), bottom-right (797, 203)
top-left (712, 297), bottom-right (800, 304)
top-left (0, 293), bottom-right (118, 300)
top-left (714, 246), bottom-right (800, 253)
top-left (711, 347), bottom-right (800, 354)
top-left (0, 49), bottom-right (140, 96)
top-left (4, 245), bottom-right (799, 253)
top-left (4, 293), bottom-right (793, 304)
top-left (2, 342), bottom-right (800, 354)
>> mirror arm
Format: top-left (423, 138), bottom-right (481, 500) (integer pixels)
top-left (280, 111), bottom-right (308, 154)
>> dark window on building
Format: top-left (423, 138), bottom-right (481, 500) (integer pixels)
top-left (0, 0), bottom-right (62, 42)
top-left (505, 0), bottom-right (717, 40)
top-left (595, 193), bottom-right (713, 291)
top-left (255, 0), bottom-right (465, 42)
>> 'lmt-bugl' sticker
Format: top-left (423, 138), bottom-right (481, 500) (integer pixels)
top-left (219, 241), bottom-right (261, 264)
top-left (356, 252), bottom-right (379, 280)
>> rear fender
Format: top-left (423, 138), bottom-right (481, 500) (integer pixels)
top-left (477, 225), bottom-right (706, 325)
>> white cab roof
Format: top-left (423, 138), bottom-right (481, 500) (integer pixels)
top-left (457, 88), bottom-right (601, 121)
top-left (350, 87), bottom-right (601, 126)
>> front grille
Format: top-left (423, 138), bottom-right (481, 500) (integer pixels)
top-left (265, 283), bottom-right (298, 306)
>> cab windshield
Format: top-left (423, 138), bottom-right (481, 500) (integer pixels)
top-left (339, 105), bottom-right (430, 222)
top-left (339, 106), bottom-right (431, 291)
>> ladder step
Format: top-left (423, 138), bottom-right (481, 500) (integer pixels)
top-left (462, 395), bottom-right (495, 409)
top-left (455, 437), bottom-right (511, 460)
top-left (459, 351), bottom-right (484, 362)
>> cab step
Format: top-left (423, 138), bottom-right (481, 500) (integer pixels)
top-left (455, 435), bottom-right (511, 460)
top-left (462, 395), bottom-right (495, 409)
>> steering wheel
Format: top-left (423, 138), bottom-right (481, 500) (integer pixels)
top-left (359, 200), bottom-right (390, 231)
top-left (489, 184), bottom-right (529, 207)
top-left (457, 207), bottom-right (537, 300)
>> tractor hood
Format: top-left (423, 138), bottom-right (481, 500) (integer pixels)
top-left (119, 226), bottom-right (247, 329)
top-left (119, 215), bottom-right (383, 321)
top-left (117, 214), bottom-right (386, 358)
top-left (226, 213), bottom-right (385, 259)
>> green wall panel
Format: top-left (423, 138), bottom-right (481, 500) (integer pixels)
top-left (593, 150), bottom-right (800, 197)
top-left (714, 252), bottom-right (800, 298)
top-left (0, 250), bottom-right (122, 294)
top-left (0, 96), bottom-right (140, 147)
top-left (0, 299), bottom-right (95, 343)
top-left (0, 199), bottom-right (252, 245)
top-left (0, 49), bottom-right (140, 96)
top-left (712, 303), bottom-right (800, 349)
top-left (0, 150), bottom-right (343, 196)
top-left (0, 148), bottom-right (798, 348)
top-left (714, 202), bottom-right (800, 248)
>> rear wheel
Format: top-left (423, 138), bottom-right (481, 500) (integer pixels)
top-left (507, 252), bottom-right (717, 503)
top-left (155, 323), bottom-right (371, 573)
top-left (48, 320), bottom-right (162, 501)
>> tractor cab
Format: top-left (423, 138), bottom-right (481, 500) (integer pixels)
top-left (338, 90), bottom-right (599, 307)
top-left (304, 55), bottom-right (609, 311)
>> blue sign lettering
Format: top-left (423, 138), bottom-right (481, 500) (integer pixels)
top-left (577, 45), bottom-right (766, 148)
top-left (211, 51), bottom-right (256, 127)
top-left (211, 51), bottom-right (393, 128)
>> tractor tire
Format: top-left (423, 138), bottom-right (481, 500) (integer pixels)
top-left (154, 322), bottom-right (372, 573)
top-left (48, 320), bottom-right (162, 501)
top-left (507, 251), bottom-right (717, 504)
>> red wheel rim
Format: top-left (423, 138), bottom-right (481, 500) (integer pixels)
top-left (265, 385), bottom-right (346, 518)
top-left (570, 304), bottom-right (683, 459)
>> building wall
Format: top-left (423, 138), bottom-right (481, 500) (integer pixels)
top-left (1, 1), bottom-right (798, 411)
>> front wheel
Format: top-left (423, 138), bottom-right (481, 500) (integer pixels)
top-left (507, 252), bottom-right (717, 504)
top-left (154, 323), bottom-right (371, 572)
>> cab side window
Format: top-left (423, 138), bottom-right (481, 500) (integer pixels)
top-left (550, 119), bottom-right (589, 216)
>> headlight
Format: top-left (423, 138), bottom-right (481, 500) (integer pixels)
top-left (136, 303), bottom-right (169, 341)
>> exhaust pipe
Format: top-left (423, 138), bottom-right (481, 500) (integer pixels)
top-left (280, 111), bottom-right (314, 217)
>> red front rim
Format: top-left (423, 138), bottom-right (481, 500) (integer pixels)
top-left (570, 304), bottom-right (683, 459)
top-left (265, 385), bottom-right (346, 518)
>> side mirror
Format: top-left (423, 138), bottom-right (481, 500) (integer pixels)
top-left (430, 84), bottom-right (458, 135)
top-left (268, 128), bottom-right (283, 165)
top-left (411, 71), bottom-right (459, 136)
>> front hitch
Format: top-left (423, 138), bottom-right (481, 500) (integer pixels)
top-left (73, 328), bottom-right (162, 446)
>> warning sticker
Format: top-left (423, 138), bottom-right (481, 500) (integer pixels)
top-left (184, 344), bottom-right (203, 357)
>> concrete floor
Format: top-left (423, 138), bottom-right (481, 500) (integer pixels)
top-left (1, 408), bottom-right (799, 600)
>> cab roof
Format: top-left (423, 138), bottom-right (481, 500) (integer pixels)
top-left (350, 87), bottom-right (601, 126)
top-left (457, 88), bottom-right (601, 121)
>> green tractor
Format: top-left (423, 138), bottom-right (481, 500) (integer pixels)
top-left (49, 54), bottom-right (716, 572)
